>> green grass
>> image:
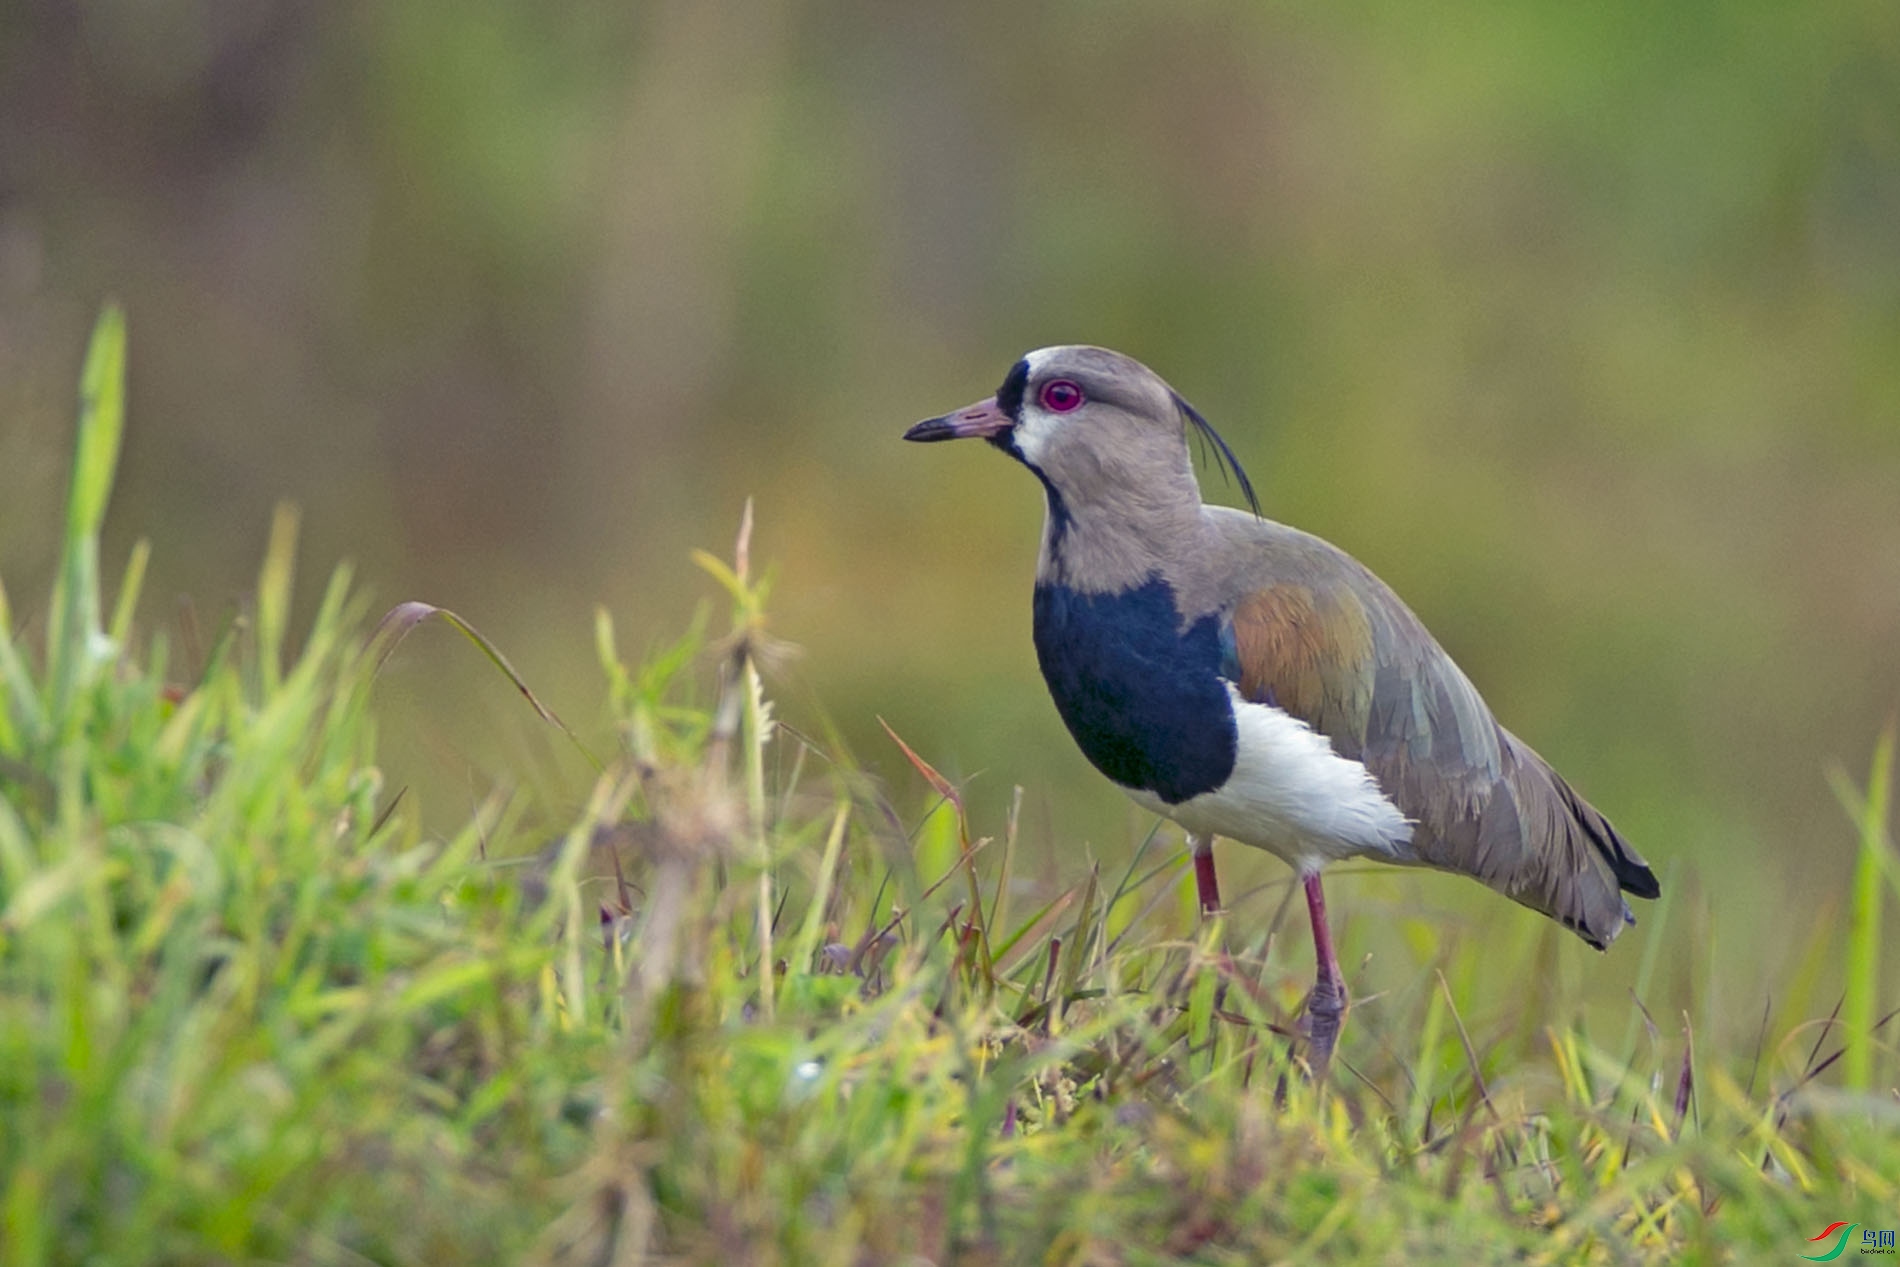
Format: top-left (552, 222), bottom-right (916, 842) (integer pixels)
top-left (2, 309), bottom-right (1897, 1264)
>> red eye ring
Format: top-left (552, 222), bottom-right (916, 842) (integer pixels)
top-left (1040, 379), bottom-right (1084, 412)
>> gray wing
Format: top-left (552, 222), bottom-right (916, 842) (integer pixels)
top-left (1203, 509), bottom-right (1658, 947)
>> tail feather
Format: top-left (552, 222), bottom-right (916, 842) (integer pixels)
top-left (1554, 772), bottom-right (1660, 900)
top-left (1404, 728), bottom-right (1659, 950)
top-left (1494, 732), bottom-right (1658, 948)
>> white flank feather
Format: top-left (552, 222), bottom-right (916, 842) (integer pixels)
top-left (1125, 684), bottom-right (1411, 873)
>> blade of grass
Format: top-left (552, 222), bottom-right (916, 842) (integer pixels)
top-left (369, 600), bottom-right (596, 768)
top-left (0, 601), bottom-right (44, 751)
top-left (790, 800), bottom-right (852, 975)
top-left (1437, 969), bottom-right (1496, 1122)
top-left (1054, 863), bottom-right (1100, 1034)
top-left (1186, 951), bottom-right (1218, 1070)
top-left (1408, 976), bottom-right (1448, 1142)
top-left (46, 304), bottom-right (127, 726)
top-left (991, 885), bottom-right (1078, 973)
top-left (879, 717), bottom-right (993, 986)
top-left (107, 539), bottom-right (150, 651)
top-left (1618, 855), bottom-right (1678, 1065)
top-left (255, 504), bottom-right (299, 696)
top-left (1829, 723), bottom-right (1894, 1093)
top-left (987, 785), bottom-right (1022, 946)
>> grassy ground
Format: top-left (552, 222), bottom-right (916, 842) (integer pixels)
top-left (2, 311), bottom-right (1897, 1265)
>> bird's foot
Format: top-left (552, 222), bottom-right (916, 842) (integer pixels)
top-left (1300, 975), bottom-right (1349, 1078)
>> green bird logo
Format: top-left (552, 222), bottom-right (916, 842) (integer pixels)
top-left (1803, 1222), bottom-right (1858, 1261)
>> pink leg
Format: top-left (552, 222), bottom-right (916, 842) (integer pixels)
top-left (1191, 833), bottom-right (1221, 916)
top-left (1303, 872), bottom-right (1348, 1077)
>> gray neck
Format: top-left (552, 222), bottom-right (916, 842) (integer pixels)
top-left (1035, 476), bottom-right (1210, 595)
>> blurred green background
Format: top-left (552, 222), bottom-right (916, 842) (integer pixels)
top-left (2, 1), bottom-right (1896, 1037)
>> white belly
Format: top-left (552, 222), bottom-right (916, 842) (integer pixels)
top-left (1124, 685), bottom-right (1412, 873)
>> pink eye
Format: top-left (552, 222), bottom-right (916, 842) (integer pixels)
top-left (1040, 380), bottom-right (1084, 412)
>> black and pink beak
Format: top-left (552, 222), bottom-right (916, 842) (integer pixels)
top-left (903, 396), bottom-right (1014, 443)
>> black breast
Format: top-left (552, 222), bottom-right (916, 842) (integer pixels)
top-left (1031, 576), bottom-right (1238, 804)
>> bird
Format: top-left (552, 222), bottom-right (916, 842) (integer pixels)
top-left (904, 346), bottom-right (1659, 1075)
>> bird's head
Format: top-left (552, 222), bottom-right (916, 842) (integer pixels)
top-left (904, 346), bottom-right (1258, 519)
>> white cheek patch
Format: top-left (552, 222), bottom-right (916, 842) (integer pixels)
top-left (1012, 408), bottom-right (1058, 465)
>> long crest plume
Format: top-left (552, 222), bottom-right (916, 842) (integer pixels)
top-left (1173, 392), bottom-right (1261, 517)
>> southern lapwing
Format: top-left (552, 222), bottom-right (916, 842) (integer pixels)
top-left (904, 346), bottom-right (1659, 1075)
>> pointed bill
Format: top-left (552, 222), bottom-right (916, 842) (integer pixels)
top-left (904, 396), bottom-right (1013, 442)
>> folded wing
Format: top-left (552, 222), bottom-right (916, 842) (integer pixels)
top-left (1209, 512), bottom-right (1658, 947)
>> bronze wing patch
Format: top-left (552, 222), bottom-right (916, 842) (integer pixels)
top-left (1220, 583), bottom-right (1376, 758)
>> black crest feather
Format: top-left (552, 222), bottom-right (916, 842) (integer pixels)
top-left (1173, 392), bottom-right (1260, 517)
